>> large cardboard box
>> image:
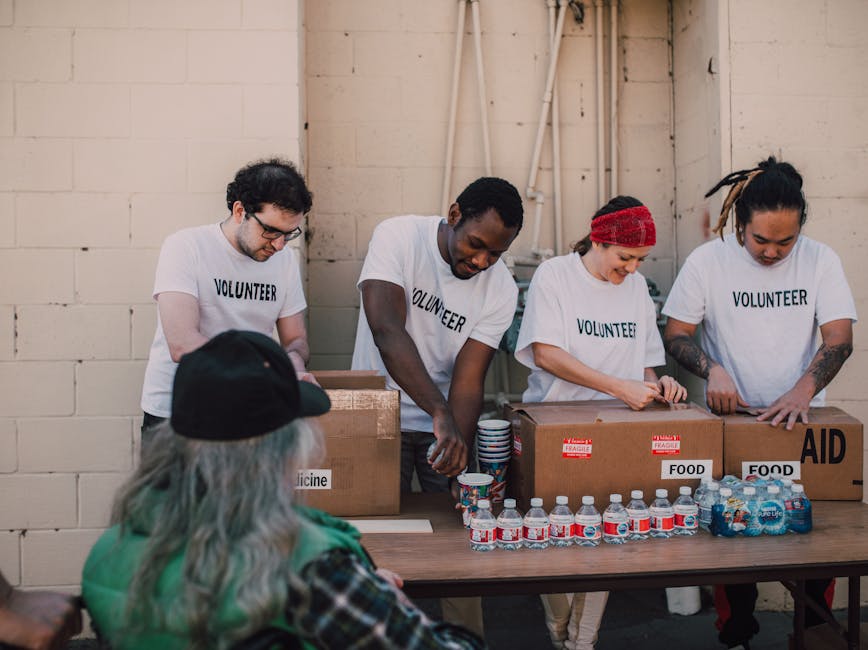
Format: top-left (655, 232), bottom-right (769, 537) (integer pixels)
top-left (506, 400), bottom-right (723, 511)
top-left (723, 407), bottom-right (863, 500)
top-left (296, 371), bottom-right (400, 516)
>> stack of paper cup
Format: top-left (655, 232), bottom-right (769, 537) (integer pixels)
top-left (476, 419), bottom-right (512, 503)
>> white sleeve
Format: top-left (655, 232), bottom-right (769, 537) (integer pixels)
top-left (815, 248), bottom-right (858, 326)
top-left (153, 231), bottom-right (199, 300)
top-left (662, 252), bottom-right (706, 325)
top-left (468, 274), bottom-right (518, 350)
top-left (278, 247), bottom-right (308, 319)
top-left (357, 219), bottom-right (408, 290)
top-left (514, 263), bottom-right (565, 368)
top-left (643, 292), bottom-right (666, 368)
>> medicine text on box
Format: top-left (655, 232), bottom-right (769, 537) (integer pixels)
top-left (296, 469), bottom-right (333, 490)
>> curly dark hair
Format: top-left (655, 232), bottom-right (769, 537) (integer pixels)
top-left (225, 158), bottom-right (313, 216)
top-left (454, 177), bottom-right (524, 232)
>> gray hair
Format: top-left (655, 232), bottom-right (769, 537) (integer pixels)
top-left (111, 418), bottom-right (323, 649)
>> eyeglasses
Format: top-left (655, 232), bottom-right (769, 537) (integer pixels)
top-left (246, 212), bottom-right (303, 242)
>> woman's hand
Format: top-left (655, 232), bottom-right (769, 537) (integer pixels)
top-left (656, 375), bottom-right (687, 403)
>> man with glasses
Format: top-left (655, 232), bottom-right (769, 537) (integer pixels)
top-left (140, 158), bottom-right (314, 434)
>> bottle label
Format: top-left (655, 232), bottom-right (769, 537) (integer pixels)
top-left (470, 527), bottom-right (496, 543)
top-left (649, 508), bottom-right (675, 531)
top-left (497, 526), bottom-right (521, 542)
top-left (628, 514), bottom-right (650, 533)
top-left (603, 519), bottom-right (629, 537)
top-left (674, 505), bottom-right (698, 529)
top-left (575, 515), bottom-right (601, 540)
top-left (550, 523), bottom-right (572, 540)
top-left (523, 525), bottom-right (549, 541)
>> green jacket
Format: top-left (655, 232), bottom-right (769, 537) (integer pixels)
top-left (82, 494), bottom-right (370, 650)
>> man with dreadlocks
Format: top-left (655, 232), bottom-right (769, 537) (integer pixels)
top-left (661, 156), bottom-right (857, 649)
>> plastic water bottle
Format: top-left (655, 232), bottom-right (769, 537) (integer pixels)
top-left (549, 495), bottom-right (574, 547)
top-left (787, 484), bottom-right (813, 534)
top-left (673, 486), bottom-right (699, 536)
top-left (759, 485), bottom-right (788, 536)
top-left (741, 486), bottom-right (763, 537)
top-left (523, 497), bottom-right (550, 549)
top-left (711, 487), bottom-right (737, 537)
top-left (780, 478), bottom-right (794, 506)
top-left (693, 477), bottom-right (712, 506)
top-left (698, 482), bottom-right (719, 532)
top-left (496, 498), bottom-right (523, 550)
top-left (626, 490), bottom-right (650, 541)
top-left (603, 494), bottom-right (629, 544)
top-left (574, 496), bottom-right (601, 547)
top-left (650, 489), bottom-right (675, 538)
top-left (469, 499), bottom-right (497, 551)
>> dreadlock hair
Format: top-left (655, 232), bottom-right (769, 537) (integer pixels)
top-left (705, 156), bottom-right (807, 245)
top-left (572, 195), bottom-right (645, 256)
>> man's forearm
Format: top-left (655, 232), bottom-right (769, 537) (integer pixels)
top-left (449, 388), bottom-right (484, 448)
top-left (664, 334), bottom-right (714, 379)
top-left (804, 341), bottom-right (853, 396)
top-left (374, 328), bottom-right (450, 418)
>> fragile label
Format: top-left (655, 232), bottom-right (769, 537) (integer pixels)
top-left (296, 469), bottom-right (332, 490)
top-left (562, 437), bottom-right (592, 459)
top-left (513, 436), bottom-right (522, 455)
top-left (742, 461), bottom-right (801, 480)
top-left (660, 460), bottom-right (712, 479)
top-left (651, 434), bottom-right (681, 455)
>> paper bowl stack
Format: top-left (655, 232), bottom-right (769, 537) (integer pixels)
top-left (476, 419), bottom-right (512, 503)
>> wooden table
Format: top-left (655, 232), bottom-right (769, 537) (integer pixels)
top-left (359, 494), bottom-right (868, 649)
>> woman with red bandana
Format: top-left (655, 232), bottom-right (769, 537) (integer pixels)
top-left (515, 196), bottom-right (686, 650)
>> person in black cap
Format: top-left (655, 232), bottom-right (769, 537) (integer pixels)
top-left (81, 330), bottom-right (483, 650)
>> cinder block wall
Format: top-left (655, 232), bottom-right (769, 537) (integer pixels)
top-left (0, 0), bottom-right (304, 597)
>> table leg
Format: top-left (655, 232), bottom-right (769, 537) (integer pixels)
top-left (793, 580), bottom-right (806, 650)
top-left (847, 576), bottom-right (860, 650)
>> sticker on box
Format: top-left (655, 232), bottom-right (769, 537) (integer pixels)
top-left (660, 459), bottom-right (712, 479)
top-left (513, 437), bottom-right (522, 455)
top-left (651, 434), bottom-right (681, 455)
top-left (296, 469), bottom-right (333, 490)
top-left (563, 437), bottom-right (592, 459)
top-left (741, 461), bottom-right (801, 480)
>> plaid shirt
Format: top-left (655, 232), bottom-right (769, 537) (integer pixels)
top-left (288, 549), bottom-right (485, 649)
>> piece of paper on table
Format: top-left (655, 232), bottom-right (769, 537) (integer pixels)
top-left (346, 519), bottom-right (433, 534)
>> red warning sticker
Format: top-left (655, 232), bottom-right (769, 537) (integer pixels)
top-left (651, 434), bottom-right (681, 455)
top-left (563, 437), bottom-right (592, 459)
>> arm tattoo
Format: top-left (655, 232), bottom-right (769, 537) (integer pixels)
top-left (665, 334), bottom-right (713, 379)
top-left (809, 342), bottom-right (853, 394)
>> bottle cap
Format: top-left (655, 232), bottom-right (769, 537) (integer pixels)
top-left (630, 489), bottom-right (643, 499)
top-left (610, 494), bottom-right (622, 503)
top-left (679, 486), bottom-right (692, 496)
top-left (720, 487), bottom-right (732, 496)
top-left (708, 482), bottom-right (720, 491)
top-left (478, 499), bottom-right (490, 509)
top-left (791, 484), bottom-right (804, 493)
top-left (556, 495), bottom-right (568, 505)
top-left (782, 478), bottom-right (793, 486)
top-left (582, 495), bottom-right (594, 505)
top-left (504, 498), bottom-right (517, 508)
top-left (655, 488), bottom-right (667, 498)
top-left (530, 497), bottom-right (543, 507)
top-left (767, 485), bottom-right (780, 494)
top-left (743, 486), bottom-right (756, 495)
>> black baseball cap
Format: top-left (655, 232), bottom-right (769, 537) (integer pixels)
top-left (170, 330), bottom-right (330, 441)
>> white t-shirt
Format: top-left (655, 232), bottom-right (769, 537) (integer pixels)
top-left (351, 216), bottom-right (518, 432)
top-left (141, 223), bottom-right (307, 417)
top-left (662, 233), bottom-right (857, 408)
top-left (515, 252), bottom-right (665, 402)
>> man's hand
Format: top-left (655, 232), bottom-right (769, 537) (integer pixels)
top-left (615, 379), bottom-right (661, 410)
top-left (757, 384), bottom-right (814, 430)
top-left (0, 589), bottom-right (82, 650)
top-left (428, 410), bottom-right (468, 478)
top-left (706, 365), bottom-right (749, 415)
top-left (655, 375), bottom-right (688, 404)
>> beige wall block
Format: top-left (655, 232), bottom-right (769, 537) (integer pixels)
top-left (187, 139), bottom-right (301, 194)
top-left (0, 362), bottom-right (75, 416)
top-left (242, 0), bottom-right (298, 30)
top-left (307, 260), bottom-right (362, 308)
top-left (130, 192), bottom-right (225, 248)
top-left (74, 139), bottom-right (186, 193)
top-left (307, 213), bottom-right (356, 261)
top-left (399, 73), bottom-right (449, 124)
top-left (17, 83), bottom-right (129, 137)
top-left (305, 0), bottom-right (401, 32)
top-left (0, 250), bottom-right (74, 303)
top-left (17, 193), bottom-right (129, 248)
top-left (354, 32), bottom-right (452, 80)
top-left (827, 97), bottom-right (868, 150)
top-left (825, 355), bottom-right (868, 402)
top-left (17, 305), bottom-right (131, 360)
top-left (129, 0), bottom-right (239, 29)
top-left (0, 474), bottom-right (77, 529)
top-left (826, 0), bottom-right (868, 47)
top-left (308, 166), bottom-right (402, 215)
top-left (733, 94), bottom-right (830, 150)
top-left (308, 76), bottom-right (402, 123)
top-left (131, 304), bottom-right (157, 360)
top-left (75, 249), bottom-right (157, 304)
top-left (479, 0), bottom-right (548, 35)
top-left (188, 31), bottom-right (298, 84)
top-left (0, 28), bottom-right (71, 81)
top-left (306, 30), bottom-right (353, 76)
top-left (307, 123), bottom-right (355, 167)
top-left (0, 0), bottom-right (10, 25)
top-left (76, 361), bottom-right (146, 416)
top-left (0, 82), bottom-right (11, 136)
top-left (132, 85), bottom-right (243, 139)
top-left (18, 417), bottom-right (133, 472)
top-left (0, 418), bottom-right (15, 473)
top-left (356, 123), bottom-right (445, 168)
top-left (619, 82), bottom-right (671, 127)
top-left (483, 34), bottom-right (543, 123)
top-left (623, 37), bottom-right (670, 83)
top-left (0, 139), bottom-right (73, 192)
top-left (730, 0), bottom-right (825, 44)
top-left (22, 529), bottom-right (103, 586)
top-left (783, 149), bottom-right (868, 201)
top-left (0, 532), bottom-right (19, 585)
top-left (398, 169), bottom-right (441, 222)
top-left (308, 307), bottom-right (358, 356)
top-left (0, 305), bottom-right (12, 360)
top-left (243, 85), bottom-right (300, 139)
top-left (73, 29), bottom-right (185, 83)
top-left (0, 192), bottom-right (11, 247)
top-left (79, 472), bottom-right (130, 528)
top-left (15, 0), bottom-right (128, 27)
top-left (620, 0), bottom-right (669, 38)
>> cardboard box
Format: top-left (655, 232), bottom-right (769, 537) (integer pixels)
top-left (505, 400), bottom-right (723, 511)
top-left (296, 371), bottom-right (400, 516)
top-left (723, 407), bottom-right (863, 500)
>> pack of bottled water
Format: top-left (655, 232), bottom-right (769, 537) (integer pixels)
top-left (706, 473), bottom-right (813, 537)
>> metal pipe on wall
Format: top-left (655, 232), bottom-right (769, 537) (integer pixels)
top-left (441, 0), bottom-right (467, 217)
top-left (609, 0), bottom-right (619, 196)
top-left (595, 0), bottom-right (605, 206)
top-left (550, 1), bottom-right (563, 254)
top-left (470, 0), bottom-right (493, 175)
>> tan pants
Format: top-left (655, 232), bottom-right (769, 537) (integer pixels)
top-left (441, 596), bottom-right (484, 639)
top-left (540, 591), bottom-right (609, 650)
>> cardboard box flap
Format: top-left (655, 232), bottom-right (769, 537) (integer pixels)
top-left (313, 370), bottom-right (386, 390)
top-left (724, 406), bottom-right (861, 426)
top-left (512, 399), bottom-right (718, 425)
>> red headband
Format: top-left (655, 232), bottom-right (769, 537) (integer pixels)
top-left (589, 205), bottom-right (656, 248)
